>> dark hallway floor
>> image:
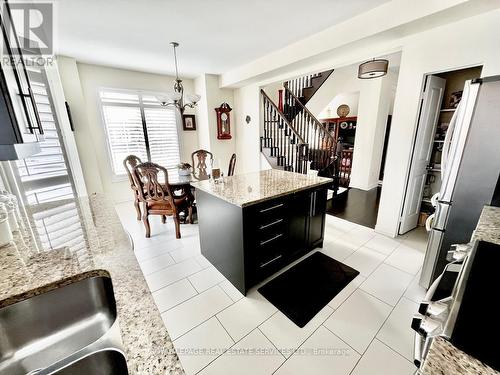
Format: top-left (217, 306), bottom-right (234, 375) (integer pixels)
top-left (327, 186), bottom-right (382, 229)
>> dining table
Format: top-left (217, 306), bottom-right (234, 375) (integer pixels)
top-left (166, 170), bottom-right (209, 222)
top-left (168, 170), bottom-right (209, 186)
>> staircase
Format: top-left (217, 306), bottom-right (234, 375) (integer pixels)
top-left (284, 70), bottom-right (334, 121)
top-left (260, 69), bottom-right (340, 193)
top-left (285, 70), bottom-right (334, 105)
top-left (261, 90), bottom-right (309, 173)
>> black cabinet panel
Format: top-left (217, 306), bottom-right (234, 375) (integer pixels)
top-left (198, 186), bottom-right (329, 294)
top-left (308, 188), bottom-right (327, 248)
top-left (289, 192), bottom-right (309, 258)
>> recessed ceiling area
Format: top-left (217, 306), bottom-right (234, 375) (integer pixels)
top-left (54, 0), bottom-right (390, 77)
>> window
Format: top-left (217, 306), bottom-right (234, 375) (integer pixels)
top-left (99, 89), bottom-right (181, 176)
top-left (15, 67), bottom-right (76, 205)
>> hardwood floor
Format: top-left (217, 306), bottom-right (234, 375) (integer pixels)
top-left (327, 187), bottom-right (381, 229)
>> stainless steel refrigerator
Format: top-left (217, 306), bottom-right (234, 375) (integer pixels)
top-left (420, 76), bottom-right (500, 288)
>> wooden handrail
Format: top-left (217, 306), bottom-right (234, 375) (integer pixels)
top-left (260, 89), bottom-right (307, 145)
top-left (283, 83), bottom-right (335, 143)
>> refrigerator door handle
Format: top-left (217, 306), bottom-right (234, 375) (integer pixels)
top-left (430, 192), bottom-right (440, 208)
top-left (425, 213), bottom-right (435, 232)
top-left (441, 101), bottom-right (461, 180)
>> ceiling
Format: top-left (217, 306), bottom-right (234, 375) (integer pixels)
top-left (54, 0), bottom-right (390, 78)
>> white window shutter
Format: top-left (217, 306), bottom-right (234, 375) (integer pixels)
top-left (144, 107), bottom-right (180, 172)
top-left (102, 105), bottom-right (148, 175)
top-left (100, 89), bottom-right (182, 176)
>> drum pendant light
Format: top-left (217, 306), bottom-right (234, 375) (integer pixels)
top-left (358, 59), bottom-right (389, 79)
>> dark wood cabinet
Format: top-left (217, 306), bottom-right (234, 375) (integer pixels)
top-left (0, 2), bottom-right (43, 159)
top-left (197, 185), bottom-right (328, 294)
top-left (307, 187), bottom-right (327, 248)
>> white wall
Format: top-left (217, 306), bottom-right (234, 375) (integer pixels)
top-left (45, 61), bottom-right (88, 197)
top-left (221, 0), bottom-right (497, 87)
top-left (307, 61), bottom-right (399, 190)
top-left (229, 8), bottom-right (500, 237)
top-left (318, 92), bottom-right (360, 119)
top-left (57, 57), bottom-right (199, 202)
top-left (234, 84), bottom-right (261, 173)
top-left (376, 10), bottom-right (500, 236)
top-left (194, 74), bottom-right (236, 173)
top-left (57, 56), bottom-right (104, 195)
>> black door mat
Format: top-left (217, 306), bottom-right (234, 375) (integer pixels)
top-left (258, 251), bottom-right (360, 327)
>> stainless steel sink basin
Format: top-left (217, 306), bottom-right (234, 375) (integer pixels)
top-left (52, 349), bottom-right (128, 375)
top-left (0, 275), bottom-right (120, 375)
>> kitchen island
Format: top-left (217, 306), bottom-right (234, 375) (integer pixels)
top-left (191, 169), bottom-right (332, 294)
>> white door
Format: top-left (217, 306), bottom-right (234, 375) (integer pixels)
top-left (399, 75), bottom-right (446, 234)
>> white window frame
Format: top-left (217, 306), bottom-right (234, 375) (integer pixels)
top-left (98, 87), bottom-right (183, 180)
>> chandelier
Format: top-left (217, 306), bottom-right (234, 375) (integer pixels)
top-left (157, 42), bottom-right (201, 113)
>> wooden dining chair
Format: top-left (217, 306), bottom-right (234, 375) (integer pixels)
top-left (228, 153), bottom-right (237, 176)
top-left (132, 162), bottom-right (192, 239)
top-left (191, 149), bottom-right (213, 180)
top-left (123, 155), bottom-right (142, 220)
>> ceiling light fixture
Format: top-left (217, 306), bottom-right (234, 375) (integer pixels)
top-left (358, 59), bottom-right (389, 79)
top-left (157, 42), bottom-right (201, 113)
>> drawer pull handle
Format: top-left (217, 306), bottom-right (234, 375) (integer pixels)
top-left (260, 233), bottom-right (283, 246)
top-left (260, 255), bottom-right (283, 268)
top-left (259, 203), bottom-right (284, 213)
top-left (259, 219), bottom-right (283, 230)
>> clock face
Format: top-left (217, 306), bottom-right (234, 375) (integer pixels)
top-left (221, 113), bottom-right (228, 121)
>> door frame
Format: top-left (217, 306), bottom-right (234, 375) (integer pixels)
top-left (398, 64), bottom-right (483, 235)
top-left (398, 74), bottom-right (445, 234)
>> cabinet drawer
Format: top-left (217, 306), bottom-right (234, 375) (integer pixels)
top-left (255, 199), bottom-right (286, 223)
top-left (257, 217), bottom-right (286, 240)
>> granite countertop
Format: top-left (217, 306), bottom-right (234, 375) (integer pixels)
top-left (0, 194), bottom-right (183, 375)
top-left (421, 337), bottom-right (499, 375)
top-left (420, 205), bottom-right (500, 375)
top-left (191, 169), bottom-right (332, 207)
top-left (472, 205), bottom-right (500, 245)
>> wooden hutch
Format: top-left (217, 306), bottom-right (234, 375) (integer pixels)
top-left (321, 116), bottom-right (357, 187)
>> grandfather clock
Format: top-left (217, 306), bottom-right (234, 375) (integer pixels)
top-left (215, 102), bottom-right (232, 140)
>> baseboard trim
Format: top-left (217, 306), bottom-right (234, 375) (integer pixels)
top-left (374, 224), bottom-right (398, 238)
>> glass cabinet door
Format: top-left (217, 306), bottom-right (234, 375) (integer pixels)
top-left (0, 2), bottom-right (43, 143)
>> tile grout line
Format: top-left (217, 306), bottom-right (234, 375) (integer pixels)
top-left (164, 285), bottom-right (235, 342)
top-left (190, 317), bottom-right (234, 374)
top-left (152, 279), bottom-right (199, 314)
top-left (321, 323), bottom-right (363, 356)
top-left (347, 277), bottom-right (420, 374)
top-left (127, 208), bottom-right (426, 374)
top-left (217, 280), bottom-right (243, 303)
top-left (194, 322), bottom-right (277, 375)
top-left (376, 337), bottom-right (416, 365)
top-left (194, 296), bottom-right (283, 372)
top-left (270, 306), bottom-right (341, 374)
top-left (215, 315), bottom-right (236, 343)
top-left (139, 255), bottom-right (177, 276)
top-left (257, 326), bottom-right (287, 360)
top-left (147, 262), bottom-right (204, 292)
top-left (185, 275), bottom-right (199, 292)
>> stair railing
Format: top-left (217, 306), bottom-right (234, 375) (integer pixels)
top-left (283, 83), bottom-right (337, 171)
top-left (260, 89), bottom-right (309, 173)
top-left (286, 73), bottom-right (321, 100)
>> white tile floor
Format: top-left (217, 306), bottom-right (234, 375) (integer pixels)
top-left (115, 202), bottom-right (428, 375)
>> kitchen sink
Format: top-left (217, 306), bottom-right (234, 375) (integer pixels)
top-left (0, 275), bottom-right (124, 375)
top-left (51, 349), bottom-right (128, 375)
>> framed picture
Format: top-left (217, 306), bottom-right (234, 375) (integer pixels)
top-left (182, 115), bottom-right (196, 131)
